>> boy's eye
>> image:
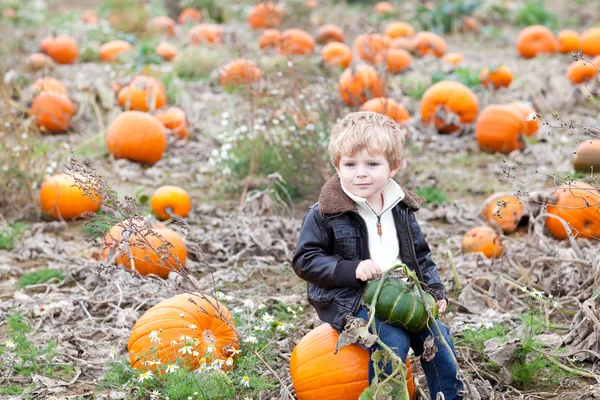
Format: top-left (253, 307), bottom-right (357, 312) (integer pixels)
top-left (344, 163), bottom-right (355, 167)
top-left (368, 162), bottom-right (379, 167)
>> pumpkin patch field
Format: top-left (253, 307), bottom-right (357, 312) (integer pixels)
top-left (2, 0), bottom-right (600, 399)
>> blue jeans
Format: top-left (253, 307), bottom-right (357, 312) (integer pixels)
top-left (355, 306), bottom-right (464, 400)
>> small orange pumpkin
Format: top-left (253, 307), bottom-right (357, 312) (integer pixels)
top-left (580, 28), bottom-right (600, 56)
top-left (148, 16), bottom-right (176, 37)
top-left (462, 226), bottom-right (503, 258)
top-left (29, 92), bottom-right (75, 133)
top-left (150, 185), bottom-right (192, 220)
top-left (374, 1), bottom-right (396, 16)
top-left (412, 31), bottom-right (447, 58)
top-left (479, 64), bottom-right (513, 89)
top-left (128, 293), bottom-right (238, 371)
top-left (461, 16), bottom-right (479, 34)
top-left (475, 104), bottom-right (525, 154)
top-left (102, 217), bottom-right (166, 262)
top-left (26, 53), bottom-right (53, 72)
top-left (442, 52), bottom-right (463, 67)
top-left (315, 24), bottom-right (344, 45)
top-left (516, 25), bottom-right (558, 58)
top-left (290, 323), bottom-right (415, 400)
top-left (99, 40), bottom-right (133, 62)
top-left (178, 8), bottom-right (202, 25)
top-left (481, 193), bottom-right (524, 234)
top-left (321, 42), bottom-right (352, 68)
top-left (33, 77), bottom-right (67, 94)
top-left (557, 30), bottom-right (580, 54)
top-left (156, 42), bottom-right (177, 61)
top-left (80, 9), bottom-right (98, 24)
top-left (258, 29), bottom-right (281, 50)
top-left (573, 139), bottom-right (600, 173)
top-left (106, 111), bottom-right (167, 165)
top-left (186, 23), bottom-right (223, 45)
top-left (40, 173), bottom-right (101, 221)
top-left (566, 59), bottom-right (598, 84)
top-left (510, 102), bottom-right (539, 136)
top-left (153, 106), bottom-right (189, 139)
top-left (279, 28), bottom-right (315, 56)
top-left (40, 36), bottom-right (54, 54)
top-left (420, 80), bottom-right (479, 133)
top-left (384, 21), bottom-right (416, 39)
top-left (117, 75), bottom-right (167, 112)
top-left (219, 59), bottom-right (264, 89)
top-left (360, 97), bottom-right (410, 124)
top-left (353, 33), bottom-right (390, 64)
top-left (339, 64), bottom-right (386, 106)
top-left (45, 35), bottom-right (79, 64)
top-left (375, 48), bottom-right (413, 74)
top-left (546, 181), bottom-right (600, 240)
top-left (247, 2), bottom-right (284, 30)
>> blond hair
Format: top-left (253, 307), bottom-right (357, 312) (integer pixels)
top-left (328, 111), bottom-right (406, 169)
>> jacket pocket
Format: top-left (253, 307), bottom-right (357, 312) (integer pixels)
top-left (332, 225), bottom-right (361, 260)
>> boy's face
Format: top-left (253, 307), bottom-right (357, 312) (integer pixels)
top-left (335, 147), bottom-right (400, 206)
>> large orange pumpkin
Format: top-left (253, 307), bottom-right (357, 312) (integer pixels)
top-left (339, 64), bottom-right (385, 106)
top-left (420, 80), bottom-right (479, 133)
top-left (106, 111), bottom-right (167, 165)
top-left (475, 104), bottom-right (526, 154)
top-left (462, 226), bottom-right (503, 258)
top-left (117, 75), bottom-right (167, 112)
top-left (360, 97), bottom-right (410, 124)
top-left (247, 2), bottom-right (284, 30)
top-left (557, 30), bottom-right (580, 54)
top-left (279, 28), bottom-right (315, 56)
top-left (99, 40), bottom-right (133, 62)
top-left (290, 323), bottom-right (415, 400)
top-left (481, 193), bottom-right (524, 234)
top-left (29, 92), bottom-right (75, 133)
top-left (102, 217), bottom-right (165, 262)
top-left (128, 293), bottom-right (238, 371)
top-left (219, 59), bottom-right (264, 89)
top-left (546, 181), bottom-right (600, 240)
top-left (186, 24), bottom-right (223, 45)
top-left (353, 33), bottom-right (390, 64)
top-left (315, 24), bottom-right (344, 45)
top-left (178, 8), bottom-right (202, 25)
top-left (566, 60), bottom-right (598, 84)
top-left (573, 139), bottom-right (600, 173)
top-left (384, 21), bottom-right (415, 39)
top-left (580, 28), bottom-right (600, 56)
top-left (259, 29), bottom-right (281, 50)
top-left (148, 16), bottom-right (176, 37)
top-left (150, 185), bottom-right (192, 220)
top-left (39, 173), bottom-right (101, 220)
top-left (375, 48), bottom-right (413, 74)
top-left (479, 64), bottom-right (513, 89)
top-left (412, 31), bottom-right (447, 58)
top-left (321, 42), bottom-right (352, 68)
top-left (153, 106), bottom-right (189, 139)
top-left (510, 102), bottom-right (539, 136)
top-left (516, 25), bottom-right (558, 58)
top-left (45, 35), bottom-right (79, 64)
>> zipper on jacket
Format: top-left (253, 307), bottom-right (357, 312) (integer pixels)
top-left (352, 211), bottom-right (370, 314)
top-left (363, 200), bottom-right (398, 238)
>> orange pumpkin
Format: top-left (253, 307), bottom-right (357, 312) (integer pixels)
top-left (462, 226), bottom-right (503, 258)
top-left (99, 40), bottom-right (133, 62)
top-left (33, 77), bottom-right (67, 94)
top-left (412, 31), bottom-right (447, 57)
top-left (106, 111), bottom-right (167, 165)
top-left (390, 37), bottom-right (415, 52)
top-left (461, 16), bottom-right (479, 34)
top-left (156, 42), bottom-right (178, 61)
top-left (321, 42), bottom-right (352, 68)
top-left (353, 33), bottom-right (390, 64)
top-left (150, 186), bottom-right (192, 220)
top-left (219, 59), bottom-right (264, 89)
top-left (279, 28), bottom-right (315, 56)
top-left (374, 1), bottom-right (396, 16)
top-left (258, 29), bottom-right (281, 50)
top-left (148, 16), bottom-right (176, 37)
top-left (117, 75), bottom-right (167, 112)
top-left (315, 24), bottom-right (344, 45)
top-left (442, 52), bottom-right (463, 67)
top-left (290, 323), bottom-right (415, 400)
top-left (80, 9), bottom-right (98, 24)
top-left (580, 28), bottom-right (600, 56)
top-left (479, 64), bottom-right (513, 89)
top-left (481, 193), bottom-right (524, 234)
top-left (305, 0), bottom-right (318, 9)
top-left (45, 35), bottom-right (79, 64)
top-left (153, 106), bottom-right (189, 139)
top-left (178, 8), bottom-right (202, 25)
top-left (420, 80), bottom-right (479, 133)
top-left (516, 25), bottom-right (558, 58)
top-left (339, 64), bottom-right (386, 106)
top-left (475, 104), bottom-right (526, 154)
top-left (40, 173), bottom-right (101, 221)
top-left (247, 2), bottom-right (284, 30)
top-left (118, 227), bottom-right (187, 278)
top-left (375, 48), bottom-right (413, 74)
top-left (26, 53), bottom-right (53, 72)
top-left (510, 102), bottom-right (539, 136)
top-left (546, 181), bottom-right (600, 240)
top-left (384, 21), bottom-right (416, 39)
top-left (573, 139), bottom-right (600, 173)
top-left (102, 217), bottom-right (166, 262)
top-left (360, 97), bottom-right (410, 124)
top-left (566, 60), bottom-right (598, 84)
top-left (557, 30), bottom-right (580, 54)
top-left (29, 92), bottom-right (75, 133)
top-left (186, 24), bottom-right (223, 45)
top-left (40, 36), bottom-right (54, 54)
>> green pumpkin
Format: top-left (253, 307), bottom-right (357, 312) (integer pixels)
top-left (363, 276), bottom-right (439, 332)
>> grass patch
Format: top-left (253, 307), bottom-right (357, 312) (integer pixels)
top-left (415, 186), bottom-right (451, 205)
top-left (456, 324), bottom-right (508, 355)
top-left (174, 47), bottom-right (224, 81)
top-left (0, 222), bottom-right (29, 250)
top-left (17, 269), bottom-right (64, 288)
top-left (0, 386), bottom-right (24, 396)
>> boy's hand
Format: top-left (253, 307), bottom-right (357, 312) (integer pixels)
top-left (437, 299), bottom-right (447, 316)
top-left (356, 260), bottom-right (382, 282)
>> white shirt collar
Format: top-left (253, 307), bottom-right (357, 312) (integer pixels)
top-left (340, 178), bottom-right (405, 213)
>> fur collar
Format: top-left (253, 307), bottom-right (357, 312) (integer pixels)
top-left (317, 173), bottom-right (425, 214)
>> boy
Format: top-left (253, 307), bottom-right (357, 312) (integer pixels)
top-left (292, 112), bottom-right (463, 399)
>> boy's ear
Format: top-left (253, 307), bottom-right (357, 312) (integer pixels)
top-left (389, 159), bottom-right (402, 176)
